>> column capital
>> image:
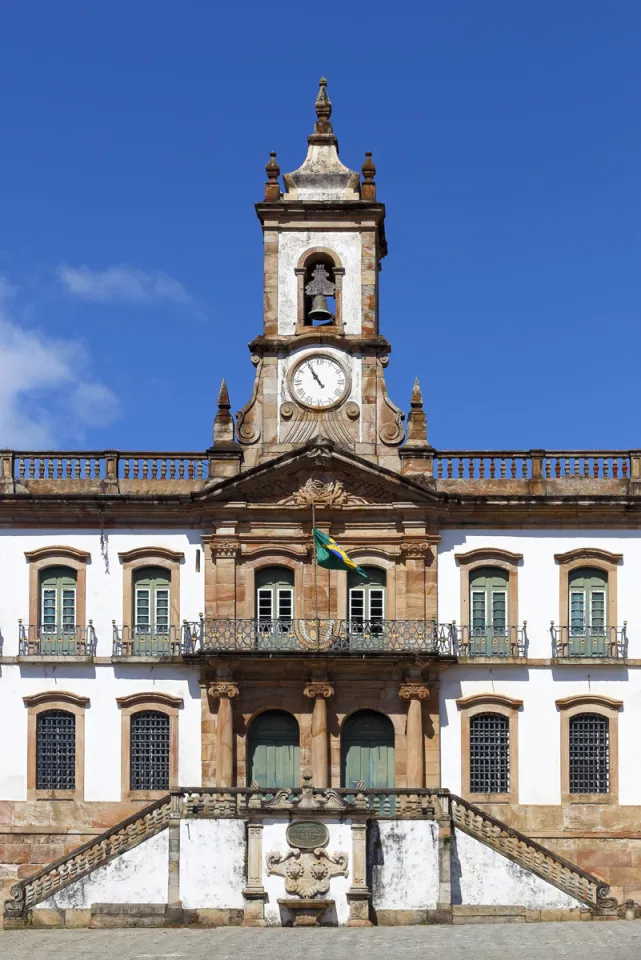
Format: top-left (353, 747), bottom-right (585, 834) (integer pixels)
top-left (399, 682), bottom-right (429, 701)
top-left (208, 681), bottom-right (239, 699)
top-left (304, 681), bottom-right (335, 699)
top-left (210, 541), bottom-right (240, 559)
top-left (399, 541), bottom-right (432, 559)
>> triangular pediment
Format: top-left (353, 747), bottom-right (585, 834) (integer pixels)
top-left (194, 441), bottom-right (439, 508)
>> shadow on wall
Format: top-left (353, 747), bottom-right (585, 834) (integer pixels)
top-left (450, 831), bottom-right (463, 905)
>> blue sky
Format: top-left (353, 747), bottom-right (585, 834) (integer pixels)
top-left (1, 2), bottom-right (639, 451)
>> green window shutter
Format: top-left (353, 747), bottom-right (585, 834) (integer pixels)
top-left (39, 567), bottom-right (78, 645)
top-left (568, 568), bottom-right (608, 632)
top-left (341, 710), bottom-right (395, 789)
top-left (132, 567), bottom-right (171, 653)
top-left (348, 567), bottom-right (387, 621)
top-left (248, 710), bottom-right (300, 788)
top-left (469, 567), bottom-right (509, 629)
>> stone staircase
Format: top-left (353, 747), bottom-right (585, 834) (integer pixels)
top-left (3, 787), bottom-right (620, 924)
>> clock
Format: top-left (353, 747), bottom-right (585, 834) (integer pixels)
top-left (288, 353), bottom-right (351, 410)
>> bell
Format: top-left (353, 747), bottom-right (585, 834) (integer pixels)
top-left (308, 294), bottom-right (334, 323)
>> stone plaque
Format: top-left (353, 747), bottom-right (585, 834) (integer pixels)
top-left (286, 820), bottom-right (329, 850)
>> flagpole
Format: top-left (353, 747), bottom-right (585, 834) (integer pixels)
top-left (312, 500), bottom-right (319, 622)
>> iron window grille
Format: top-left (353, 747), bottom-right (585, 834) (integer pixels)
top-left (569, 713), bottom-right (609, 794)
top-left (36, 710), bottom-right (76, 790)
top-left (469, 712), bottom-right (509, 794)
top-left (130, 710), bottom-right (170, 791)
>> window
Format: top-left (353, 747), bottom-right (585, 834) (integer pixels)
top-left (569, 713), bottom-right (609, 795)
top-left (24, 691), bottom-right (88, 800)
top-left (247, 710), bottom-right (300, 788)
top-left (255, 567), bottom-right (294, 648)
top-left (25, 547), bottom-right (90, 650)
top-left (468, 567), bottom-right (510, 655)
top-left (36, 709), bottom-right (76, 790)
top-left (469, 712), bottom-right (509, 794)
top-left (117, 692), bottom-right (182, 799)
top-left (348, 567), bottom-right (385, 623)
top-left (130, 710), bottom-right (170, 792)
top-left (118, 547), bottom-right (184, 656)
top-left (134, 567), bottom-right (171, 636)
top-left (569, 568), bottom-right (607, 637)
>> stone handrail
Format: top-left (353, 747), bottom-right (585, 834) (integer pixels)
top-left (4, 794), bottom-right (172, 919)
top-left (449, 793), bottom-right (618, 915)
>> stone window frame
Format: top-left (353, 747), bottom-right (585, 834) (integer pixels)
top-left (455, 548), bottom-right (523, 629)
top-left (456, 693), bottom-right (522, 805)
top-left (554, 548), bottom-right (622, 629)
top-left (116, 692), bottom-right (183, 801)
top-left (556, 694), bottom-right (622, 805)
top-left (295, 247), bottom-right (345, 334)
top-left (242, 553), bottom-right (306, 619)
top-left (118, 547), bottom-right (184, 630)
top-left (23, 691), bottom-right (89, 801)
top-left (24, 546), bottom-right (91, 629)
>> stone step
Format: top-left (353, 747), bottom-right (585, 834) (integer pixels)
top-left (89, 903), bottom-right (170, 929)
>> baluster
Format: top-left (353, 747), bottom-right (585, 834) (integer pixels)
top-left (579, 457), bottom-right (586, 478)
top-left (623, 457), bottom-right (629, 478)
top-left (446, 457), bottom-right (453, 479)
top-left (613, 457), bottom-right (619, 479)
top-left (478, 457), bottom-right (486, 479)
top-left (160, 459), bottom-right (167, 480)
top-left (188, 460), bottom-right (195, 479)
top-left (553, 457), bottom-right (560, 478)
top-left (592, 457), bottom-right (598, 478)
top-left (72, 458), bottom-right (79, 479)
top-left (510, 459), bottom-right (516, 478)
top-left (500, 458), bottom-right (507, 478)
top-left (36, 458), bottom-right (43, 479)
top-left (26, 458), bottom-right (34, 479)
top-left (122, 459), bottom-right (129, 479)
top-left (456, 458), bottom-right (463, 478)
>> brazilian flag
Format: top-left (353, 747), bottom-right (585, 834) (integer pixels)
top-left (313, 528), bottom-right (368, 580)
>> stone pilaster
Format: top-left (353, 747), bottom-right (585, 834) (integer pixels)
top-left (166, 792), bottom-right (183, 924)
top-left (303, 682), bottom-right (334, 788)
top-left (399, 683), bottom-right (429, 788)
top-left (208, 682), bottom-right (239, 787)
top-left (243, 821), bottom-right (267, 926)
top-left (347, 821), bottom-right (372, 926)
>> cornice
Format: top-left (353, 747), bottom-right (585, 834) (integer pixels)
top-left (455, 548), bottom-right (523, 566)
top-left (116, 692), bottom-right (184, 709)
top-left (555, 694), bottom-right (623, 711)
top-left (23, 691), bottom-right (90, 708)
top-left (24, 546), bottom-right (91, 564)
top-left (554, 548), bottom-right (623, 565)
top-left (118, 547), bottom-right (185, 564)
top-left (456, 693), bottom-right (523, 710)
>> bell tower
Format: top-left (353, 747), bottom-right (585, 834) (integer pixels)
top-left (235, 78), bottom-right (405, 468)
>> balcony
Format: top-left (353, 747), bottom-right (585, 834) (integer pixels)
top-left (112, 624), bottom-right (184, 658)
top-left (453, 624), bottom-right (528, 658)
top-left (18, 622), bottom-right (96, 656)
top-left (550, 624), bottom-right (628, 659)
top-left (182, 618), bottom-right (456, 656)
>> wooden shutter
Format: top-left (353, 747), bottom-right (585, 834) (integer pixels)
top-left (341, 710), bottom-right (395, 789)
top-left (248, 711), bottom-right (300, 788)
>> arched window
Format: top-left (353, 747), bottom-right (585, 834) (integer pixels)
top-left (247, 710), bottom-right (300, 788)
top-left (130, 710), bottom-right (170, 792)
top-left (469, 566), bottom-right (509, 655)
top-left (569, 567), bottom-right (607, 639)
top-left (133, 566), bottom-right (171, 653)
top-left (569, 712), bottom-right (609, 795)
top-left (341, 710), bottom-right (395, 789)
top-left (255, 566), bottom-right (294, 648)
top-left (39, 566), bottom-right (77, 645)
top-left (348, 567), bottom-right (385, 623)
top-left (36, 709), bottom-right (76, 790)
top-left (469, 712), bottom-right (510, 794)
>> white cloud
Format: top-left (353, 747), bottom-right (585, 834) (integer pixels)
top-left (0, 277), bottom-right (121, 448)
top-left (56, 264), bottom-right (190, 304)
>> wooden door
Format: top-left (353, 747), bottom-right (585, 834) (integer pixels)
top-left (341, 710), bottom-right (395, 788)
top-left (248, 710), bottom-right (300, 788)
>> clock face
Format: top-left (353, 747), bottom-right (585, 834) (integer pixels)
top-left (290, 354), bottom-right (350, 409)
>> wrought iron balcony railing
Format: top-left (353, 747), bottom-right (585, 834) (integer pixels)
top-left (453, 624), bottom-right (528, 658)
top-left (18, 622), bottom-right (96, 656)
top-left (112, 624), bottom-right (184, 657)
top-left (182, 618), bottom-right (456, 655)
top-left (550, 623), bottom-right (628, 659)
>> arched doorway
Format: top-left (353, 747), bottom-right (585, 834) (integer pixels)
top-left (247, 710), bottom-right (300, 788)
top-left (341, 709), bottom-right (395, 788)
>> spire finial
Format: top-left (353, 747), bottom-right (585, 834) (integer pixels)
top-left (361, 151), bottom-right (377, 201)
top-left (314, 76), bottom-right (333, 135)
top-left (410, 376), bottom-right (423, 409)
top-left (405, 377), bottom-right (428, 448)
top-left (264, 151), bottom-right (281, 201)
top-left (212, 378), bottom-right (235, 446)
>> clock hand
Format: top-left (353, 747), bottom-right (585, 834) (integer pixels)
top-left (310, 367), bottom-right (325, 389)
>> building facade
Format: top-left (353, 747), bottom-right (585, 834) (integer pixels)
top-left (1, 79), bottom-right (640, 921)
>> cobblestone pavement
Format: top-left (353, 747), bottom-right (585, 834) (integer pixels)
top-left (1, 924), bottom-right (641, 960)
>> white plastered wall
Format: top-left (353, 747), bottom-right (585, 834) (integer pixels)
top-left (371, 820), bottom-right (439, 911)
top-left (438, 530), bottom-right (641, 806)
top-left (180, 819), bottom-right (246, 909)
top-left (277, 230), bottom-right (362, 336)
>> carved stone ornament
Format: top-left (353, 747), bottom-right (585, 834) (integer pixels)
top-left (208, 682), bottom-right (240, 700)
top-left (280, 402), bottom-right (296, 421)
top-left (210, 541), bottom-right (239, 559)
top-left (400, 542), bottom-right (432, 558)
top-left (273, 475), bottom-right (387, 508)
top-left (266, 846), bottom-right (348, 899)
top-left (303, 682), bottom-right (335, 699)
top-left (345, 401), bottom-right (360, 421)
top-left (399, 683), bottom-right (429, 701)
